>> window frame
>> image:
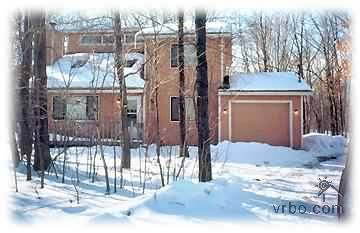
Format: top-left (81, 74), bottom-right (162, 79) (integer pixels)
top-left (79, 34), bottom-right (118, 46)
top-left (52, 95), bottom-right (100, 121)
top-left (52, 96), bottom-right (66, 120)
top-left (170, 43), bottom-right (197, 68)
top-left (79, 35), bottom-right (103, 46)
top-left (169, 96), bottom-right (196, 122)
top-left (102, 35), bottom-right (115, 45)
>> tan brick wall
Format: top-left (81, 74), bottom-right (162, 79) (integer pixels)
top-left (143, 35), bottom-right (232, 145)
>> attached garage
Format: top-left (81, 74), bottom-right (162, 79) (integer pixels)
top-left (229, 100), bottom-right (291, 147)
top-left (218, 72), bottom-right (312, 149)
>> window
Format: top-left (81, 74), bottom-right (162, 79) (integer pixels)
top-left (170, 96), bottom-right (196, 121)
top-left (80, 35), bottom-right (102, 45)
top-left (52, 96), bottom-right (98, 120)
top-left (103, 35), bottom-right (114, 44)
top-left (127, 99), bottom-right (137, 114)
top-left (170, 44), bottom-right (197, 68)
top-left (86, 96), bottom-right (98, 120)
top-left (127, 99), bottom-right (138, 126)
top-left (53, 96), bottom-right (66, 120)
top-left (184, 44), bottom-right (197, 65)
top-left (170, 44), bottom-right (178, 68)
top-left (185, 97), bottom-right (196, 121)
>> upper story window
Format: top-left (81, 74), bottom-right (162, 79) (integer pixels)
top-left (170, 44), bottom-right (197, 68)
top-left (53, 96), bottom-right (98, 120)
top-left (79, 33), bottom-right (136, 45)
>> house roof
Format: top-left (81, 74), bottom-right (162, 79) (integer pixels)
top-left (224, 72), bottom-right (312, 92)
top-left (137, 21), bottom-right (231, 37)
top-left (47, 53), bottom-right (145, 90)
top-left (52, 16), bottom-right (113, 33)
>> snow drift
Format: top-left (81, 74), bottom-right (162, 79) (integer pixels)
top-left (302, 133), bottom-right (347, 158)
top-left (211, 140), bottom-right (319, 167)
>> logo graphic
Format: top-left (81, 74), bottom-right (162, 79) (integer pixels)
top-left (316, 177), bottom-right (343, 202)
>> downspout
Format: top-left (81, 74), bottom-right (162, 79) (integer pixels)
top-left (219, 33), bottom-right (224, 144)
top-left (134, 32), bottom-right (137, 49)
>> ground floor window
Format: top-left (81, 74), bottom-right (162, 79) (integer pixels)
top-left (127, 98), bottom-right (138, 127)
top-left (53, 96), bottom-right (98, 120)
top-left (170, 96), bottom-right (196, 121)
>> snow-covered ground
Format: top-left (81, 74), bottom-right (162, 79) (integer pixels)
top-left (10, 134), bottom-right (347, 225)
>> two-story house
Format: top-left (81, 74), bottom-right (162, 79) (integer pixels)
top-left (46, 22), bottom-right (311, 148)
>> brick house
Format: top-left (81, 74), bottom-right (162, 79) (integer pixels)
top-left (46, 22), bottom-right (311, 148)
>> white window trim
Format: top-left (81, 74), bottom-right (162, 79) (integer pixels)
top-left (127, 95), bottom-right (142, 124)
top-left (228, 100), bottom-right (293, 148)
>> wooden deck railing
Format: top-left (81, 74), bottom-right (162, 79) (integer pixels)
top-left (49, 120), bottom-right (143, 147)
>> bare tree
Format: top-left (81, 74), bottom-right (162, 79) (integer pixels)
top-left (19, 11), bottom-right (33, 180)
top-left (177, 9), bottom-right (189, 158)
top-left (195, 9), bottom-right (212, 182)
top-left (32, 11), bottom-right (51, 188)
top-left (114, 11), bottom-right (131, 169)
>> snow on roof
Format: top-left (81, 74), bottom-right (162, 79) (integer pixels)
top-left (138, 21), bottom-right (231, 36)
top-left (47, 53), bottom-right (145, 89)
top-left (227, 72), bottom-right (312, 92)
top-left (50, 13), bottom-right (115, 33)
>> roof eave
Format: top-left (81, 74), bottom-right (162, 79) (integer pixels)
top-left (47, 87), bottom-right (144, 93)
top-left (218, 90), bottom-right (313, 96)
top-left (140, 31), bottom-right (232, 38)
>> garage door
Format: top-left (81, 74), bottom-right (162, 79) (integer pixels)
top-left (230, 101), bottom-right (291, 147)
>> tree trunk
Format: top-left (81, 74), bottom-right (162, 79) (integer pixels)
top-left (114, 12), bottom-right (131, 169)
top-left (195, 9), bottom-right (212, 182)
top-left (20, 12), bottom-right (33, 180)
top-left (32, 12), bottom-right (51, 178)
top-left (178, 9), bottom-right (188, 158)
top-left (11, 131), bottom-right (19, 192)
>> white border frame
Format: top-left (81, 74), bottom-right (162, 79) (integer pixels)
top-left (228, 99), bottom-right (293, 148)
